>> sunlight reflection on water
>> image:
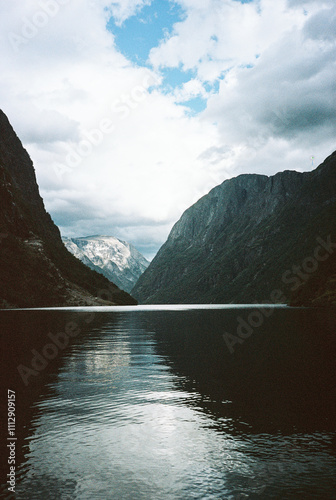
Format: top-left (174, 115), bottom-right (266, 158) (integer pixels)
top-left (1, 308), bottom-right (335, 499)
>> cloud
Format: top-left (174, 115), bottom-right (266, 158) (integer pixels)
top-left (286, 0), bottom-right (334, 7)
top-left (303, 6), bottom-right (336, 41)
top-left (203, 24), bottom-right (336, 145)
top-left (149, 0), bottom-right (306, 81)
top-left (17, 109), bottom-right (80, 144)
top-left (151, 0), bottom-right (336, 172)
top-left (198, 146), bottom-right (230, 164)
top-left (173, 78), bottom-right (208, 102)
top-left (0, 0), bottom-right (335, 259)
top-left (0, 0), bottom-right (221, 258)
top-left (107, 0), bottom-right (153, 26)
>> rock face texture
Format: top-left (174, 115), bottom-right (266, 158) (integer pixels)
top-left (132, 151), bottom-right (336, 305)
top-left (0, 110), bottom-right (136, 307)
top-left (63, 236), bottom-right (149, 293)
top-left (291, 250), bottom-right (336, 306)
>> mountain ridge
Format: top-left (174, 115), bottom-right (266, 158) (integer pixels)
top-left (63, 235), bottom-right (149, 293)
top-left (132, 151), bottom-right (336, 305)
top-left (0, 109), bottom-right (136, 308)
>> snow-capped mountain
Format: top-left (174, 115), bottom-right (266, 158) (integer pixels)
top-left (62, 236), bottom-right (149, 293)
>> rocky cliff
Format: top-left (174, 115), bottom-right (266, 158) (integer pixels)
top-left (0, 110), bottom-right (136, 307)
top-left (132, 151), bottom-right (336, 305)
top-left (290, 251), bottom-right (336, 307)
top-left (63, 236), bottom-right (149, 293)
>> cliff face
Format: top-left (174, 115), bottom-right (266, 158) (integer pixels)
top-left (290, 251), bottom-right (336, 307)
top-left (0, 110), bottom-right (136, 307)
top-left (132, 151), bottom-right (336, 305)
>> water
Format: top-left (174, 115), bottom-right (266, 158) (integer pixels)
top-left (1, 306), bottom-right (336, 499)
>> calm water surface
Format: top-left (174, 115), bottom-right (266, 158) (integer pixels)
top-left (1, 306), bottom-right (336, 499)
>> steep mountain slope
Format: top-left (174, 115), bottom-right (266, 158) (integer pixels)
top-left (0, 109), bottom-right (136, 307)
top-left (63, 236), bottom-right (149, 293)
top-left (132, 151), bottom-right (336, 305)
top-left (291, 251), bottom-right (336, 306)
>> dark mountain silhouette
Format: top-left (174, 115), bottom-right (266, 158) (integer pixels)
top-left (0, 110), bottom-right (136, 308)
top-left (133, 151), bottom-right (336, 306)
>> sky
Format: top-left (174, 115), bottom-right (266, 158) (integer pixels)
top-left (0, 0), bottom-right (335, 260)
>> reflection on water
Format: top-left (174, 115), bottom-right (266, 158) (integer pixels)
top-left (0, 307), bottom-right (336, 499)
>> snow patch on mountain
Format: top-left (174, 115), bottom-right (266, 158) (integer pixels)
top-left (62, 235), bottom-right (149, 293)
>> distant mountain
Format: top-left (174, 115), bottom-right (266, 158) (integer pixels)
top-left (63, 236), bottom-right (149, 293)
top-left (132, 151), bottom-right (336, 305)
top-left (0, 110), bottom-right (136, 308)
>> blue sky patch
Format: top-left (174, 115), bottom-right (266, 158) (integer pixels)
top-left (160, 67), bottom-right (196, 90)
top-left (106, 0), bottom-right (241, 115)
top-left (107, 0), bottom-right (185, 66)
top-left (179, 96), bottom-right (208, 115)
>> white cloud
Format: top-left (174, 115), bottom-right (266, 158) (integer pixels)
top-left (0, 0), bottom-right (225, 258)
top-left (203, 20), bottom-right (336, 146)
top-left (149, 0), bottom-right (308, 81)
top-left (107, 0), bottom-right (153, 26)
top-left (173, 78), bottom-right (208, 102)
top-left (0, 0), bottom-right (335, 259)
top-left (151, 0), bottom-right (336, 175)
top-left (303, 6), bottom-right (336, 41)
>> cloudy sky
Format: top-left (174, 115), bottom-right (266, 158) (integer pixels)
top-left (0, 0), bottom-right (335, 259)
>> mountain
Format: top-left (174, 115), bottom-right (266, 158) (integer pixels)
top-left (0, 110), bottom-right (136, 308)
top-left (62, 236), bottom-right (149, 293)
top-left (132, 151), bottom-right (336, 305)
top-left (290, 250), bottom-right (336, 307)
